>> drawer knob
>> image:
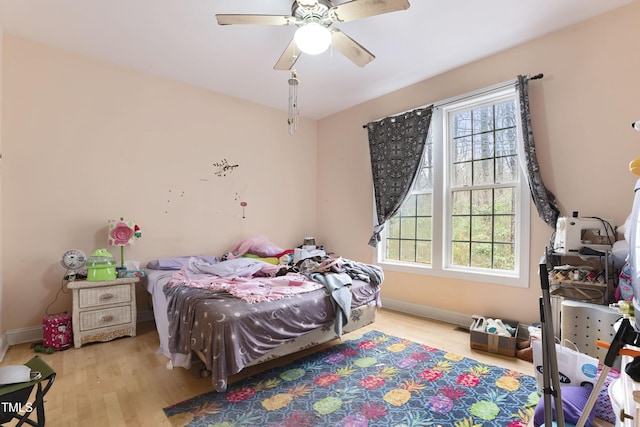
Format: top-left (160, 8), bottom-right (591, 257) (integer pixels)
top-left (619, 409), bottom-right (634, 421)
top-left (100, 315), bottom-right (114, 322)
top-left (100, 293), bottom-right (114, 300)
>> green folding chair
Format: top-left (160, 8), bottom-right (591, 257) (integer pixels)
top-left (0, 356), bottom-right (56, 426)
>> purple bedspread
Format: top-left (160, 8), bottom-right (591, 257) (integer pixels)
top-left (165, 278), bottom-right (379, 391)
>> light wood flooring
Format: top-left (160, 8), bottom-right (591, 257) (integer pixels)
top-left (0, 308), bottom-right (579, 426)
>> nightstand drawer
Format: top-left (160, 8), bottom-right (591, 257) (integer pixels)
top-left (78, 285), bottom-right (131, 308)
top-left (79, 306), bottom-right (131, 331)
top-left (67, 277), bottom-right (139, 348)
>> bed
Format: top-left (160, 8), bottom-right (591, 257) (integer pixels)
top-left (145, 255), bottom-right (383, 392)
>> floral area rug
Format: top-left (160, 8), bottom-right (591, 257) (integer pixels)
top-left (164, 330), bottom-right (539, 427)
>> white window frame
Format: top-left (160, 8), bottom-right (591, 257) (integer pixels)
top-left (374, 82), bottom-right (531, 288)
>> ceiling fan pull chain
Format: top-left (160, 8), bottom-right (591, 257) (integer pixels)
top-left (288, 70), bottom-right (300, 134)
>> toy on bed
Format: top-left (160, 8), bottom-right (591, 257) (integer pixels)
top-left (145, 237), bottom-right (384, 392)
top-left (220, 235), bottom-right (286, 263)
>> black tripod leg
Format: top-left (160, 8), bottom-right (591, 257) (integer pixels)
top-left (540, 263), bottom-right (565, 426)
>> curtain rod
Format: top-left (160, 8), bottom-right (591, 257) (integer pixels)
top-left (362, 73), bottom-right (544, 129)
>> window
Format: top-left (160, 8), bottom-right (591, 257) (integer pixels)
top-left (377, 83), bottom-right (530, 287)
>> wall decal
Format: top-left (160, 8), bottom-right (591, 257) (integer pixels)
top-left (241, 201), bottom-right (247, 219)
top-left (164, 189), bottom-right (185, 214)
top-left (213, 159), bottom-right (239, 177)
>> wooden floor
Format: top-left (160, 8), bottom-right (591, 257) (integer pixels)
top-left (0, 308), bottom-right (556, 426)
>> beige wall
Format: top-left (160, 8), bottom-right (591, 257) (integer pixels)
top-left (0, 27), bottom-right (4, 346)
top-left (2, 3), bottom-right (640, 334)
top-left (1, 35), bottom-right (318, 330)
top-left (316, 2), bottom-right (640, 325)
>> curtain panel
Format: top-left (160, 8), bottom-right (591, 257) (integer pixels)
top-left (516, 75), bottom-right (560, 229)
top-left (365, 76), bottom-right (557, 250)
top-left (366, 107), bottom-right (433, 247)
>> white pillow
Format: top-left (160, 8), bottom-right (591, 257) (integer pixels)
top-left (0, 365), bottom-right (32, 385)
top-left (612, 239), bottom-right (630, 265)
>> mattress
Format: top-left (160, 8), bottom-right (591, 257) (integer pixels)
top-left (146, 264), bottom-right (381, 391)
top-left (146, 269), bottom-right (192, 368)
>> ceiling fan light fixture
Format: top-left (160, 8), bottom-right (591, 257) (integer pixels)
top-left (294, 22), bottom-right (331, 55)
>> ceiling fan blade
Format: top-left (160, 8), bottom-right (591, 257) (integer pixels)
top-left (216, 14), bottom-right (298, 26)
top-left (330, 0), bottom-right (410, 23)
top-left (330, 28), bottom-right (375, 67)
top-left (274, 39), bottom-right (301, 70)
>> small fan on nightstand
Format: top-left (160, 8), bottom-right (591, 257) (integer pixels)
top-left (60, 249), bottom-right (87, 281)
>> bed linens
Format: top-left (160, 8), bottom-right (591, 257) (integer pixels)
top-left (151, 256), bottom-right (382, 392)
top-left (167, 257), bottom-right (325, 303)
top-left (166, 281), bottom-right (379, 391)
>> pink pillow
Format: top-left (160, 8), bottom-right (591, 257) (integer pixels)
top-left (250, 243), bottom-right (284, 257)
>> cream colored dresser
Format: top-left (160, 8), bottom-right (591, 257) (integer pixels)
top-left (67, 277), bottom-right (140, 348)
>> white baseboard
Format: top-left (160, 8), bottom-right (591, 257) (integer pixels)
top-left (6, 325), bottom-right (43, 346)
top-left (380, 297), bottom-right (473, 329)
top-left (0, 309), bottom-right (156, 354)
top-left (0, 331), bottom-right (9, 362)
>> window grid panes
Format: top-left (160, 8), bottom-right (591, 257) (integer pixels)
top-left (385, 132), bottom-right (434, 264)
top-left (448, 100), bottom-right (518, 272)
top-left (450, 189), bottom-right (516, 270)
top-left (378, 86), bottom-right (528, 286)
top-left (386, 193), bottom-right (433, 264)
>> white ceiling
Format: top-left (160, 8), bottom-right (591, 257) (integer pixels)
top-left (0, 0), bottom-right (636, 119)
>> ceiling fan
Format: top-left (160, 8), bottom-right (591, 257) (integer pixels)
top-left (216, 0), bottom-right (410, 70)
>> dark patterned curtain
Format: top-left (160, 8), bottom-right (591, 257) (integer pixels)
top-left (516, 75), bottom-right (560, 229)
top-left (366, 107), bottom-right (433, 247)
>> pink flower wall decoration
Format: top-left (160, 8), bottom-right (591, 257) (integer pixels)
top-left (109, 221), bottom-right (135, 246)
top-left (108, 217), bottom-right (142, 268)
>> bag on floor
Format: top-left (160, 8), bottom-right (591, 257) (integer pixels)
top-left (531, 337), bottom-right (599, 392)
top-left (43, 312), bottom-right (73, 351)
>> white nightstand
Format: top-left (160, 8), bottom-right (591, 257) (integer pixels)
top-left (67, 277), bottom-right (140, 348)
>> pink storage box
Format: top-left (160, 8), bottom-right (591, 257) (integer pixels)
top-left (43, 313), bottom-right (73, 351)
